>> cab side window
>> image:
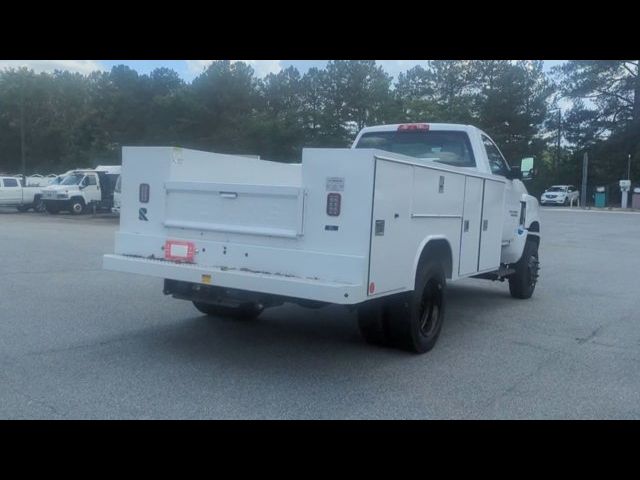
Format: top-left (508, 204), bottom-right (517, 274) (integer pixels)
top-left (481, 135), bottom-right (510, 177)
top-left (86, 176), bottom-right (97, 186)
top-left (3, 178), bottom-right (19, 187)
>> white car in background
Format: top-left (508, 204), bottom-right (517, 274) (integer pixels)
top-left (540, 185), bottom-right (579, 206)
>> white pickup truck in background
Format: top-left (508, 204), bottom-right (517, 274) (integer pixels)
top-left (0, 176), bottom-right (43, 212)
top-left (104, 123), bottom-right (541, 353)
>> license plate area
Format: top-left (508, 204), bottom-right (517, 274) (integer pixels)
top-left (164, 240), bottom-right (195, 263)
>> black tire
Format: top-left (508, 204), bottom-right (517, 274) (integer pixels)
top-left (32, 196), bottom-right (45, 212)
top-left (69, 198), bottom-right (85, 215)
top-left (563, 197), bottom-right (569, 206)
top-left (192, 301), bottom-right (263, 320)
top-left (44, 202), bottom-right (60, 214)
top-left (509, 238), bottom-right (540, 299)
top-left (357, 299), bottom-right (391, 347)
top-left (16, 205), bottom-right (29, 212)
top-left (385, 259), bottom-right (447, 354)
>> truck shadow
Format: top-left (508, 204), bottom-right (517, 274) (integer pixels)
top-left (447, 281), bottom-right (515, 304)
top-left (0, 207), bottom-right (20, 214)
top-left (116, 281), bottom-right (514, 372)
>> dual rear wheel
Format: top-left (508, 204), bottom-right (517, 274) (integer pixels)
top-left (358, 238), bottom-right (539, 354)
top-left (358, 259), bottom-right (446, 354)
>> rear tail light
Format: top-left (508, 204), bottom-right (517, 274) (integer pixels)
top-left (397, 123), bottom-right (429, 132)
top-left (326, 193), bottom-right (341, 216)
top-left (139, 183), bottom-right (150, 203)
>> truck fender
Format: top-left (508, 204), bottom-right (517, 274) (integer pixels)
top-left (521, 194), bottom-right (540, 232)
top-left (521, 193), bottom-right (541, 245)
top-left (504, 194), bottom-right (540, 264)
top-left (410, 236), bottom-right (454, 287)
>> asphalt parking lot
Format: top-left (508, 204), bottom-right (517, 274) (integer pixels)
top-left (1, 207), bottom-right (639, 419)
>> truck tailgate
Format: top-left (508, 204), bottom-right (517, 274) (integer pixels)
top-left (164, 181), bottom-right (305, 239)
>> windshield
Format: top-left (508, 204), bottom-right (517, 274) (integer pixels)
top-left (354, 130), bottom-right (476, 168)
top-left (546, 186), bottom-right (567, 192)
top-left (60, 174), bottom-right (84, 186)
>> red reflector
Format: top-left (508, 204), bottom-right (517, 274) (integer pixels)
top-left (164, 240), bottom-right (195, 263)
top-left (139, 183), bottom-right (150, 203)
top-left (326, 193), bottom-right (341, 216)
top-left (369, 282), bottom-right (376, 294)
top-left (397, 123), bottom-right (429, 132)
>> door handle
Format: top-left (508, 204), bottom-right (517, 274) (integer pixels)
top-left (220, 192), bottom-right (238, 199)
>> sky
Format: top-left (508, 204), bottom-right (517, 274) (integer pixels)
top-left (0, 60), bottom-right (567, 82)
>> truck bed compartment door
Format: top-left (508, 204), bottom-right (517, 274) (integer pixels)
top-left (478, 179), bottom-right (505, 271)
top-left (459, 176), bottom-right (483, 276)
top-left (368, 160), bottom-right (414, 295)
top-left (163, 182), bottom-right (305, 239)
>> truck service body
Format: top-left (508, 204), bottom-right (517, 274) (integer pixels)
top-left (104, 123), bottom-right (541, 353)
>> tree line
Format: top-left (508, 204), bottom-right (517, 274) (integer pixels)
top-left (0, 60), bottom-right (638, 197)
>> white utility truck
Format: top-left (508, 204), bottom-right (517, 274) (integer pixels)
top-left (0, 176), bottom-right (43, 211)
top-left (103, 123), bottom-right (541, 353)
top-left (41, 165), bottom-right (121, 214)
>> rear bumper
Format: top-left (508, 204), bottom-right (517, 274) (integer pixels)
top-left (103, 254), bottom-right (365, 305)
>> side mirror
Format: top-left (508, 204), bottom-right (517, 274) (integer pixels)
top-left (520, 157), bottom-right (536, 181)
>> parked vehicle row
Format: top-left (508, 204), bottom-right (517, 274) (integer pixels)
top-left (1, 166), bottom-right (121, 215)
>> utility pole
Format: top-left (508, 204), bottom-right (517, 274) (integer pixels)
top-left (628, 153), bottom-right (631, 181)
top-left (20, 81), bottom-right (26, 178)
top-left (556, 109), bottom-right (561, 177)
top-left (549, 107), bottom-right (562, 178)
top-left (581, 152), bottom-right (588, 208)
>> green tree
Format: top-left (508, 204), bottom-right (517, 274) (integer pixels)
top-left (471, 60), bottom-right (552, 164)
top-left (0, 60), bottom-right (566, 178)
top-left (299, 67), bottom-right (329, 146)
top-left (189, 61), bottom-right (261, 154)
top-left (255, 66), bottom-right (306, 161)
top-left (319, 60), bottom-right (394, 144)
top-left (557, 60), bottom-right (640, 185)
